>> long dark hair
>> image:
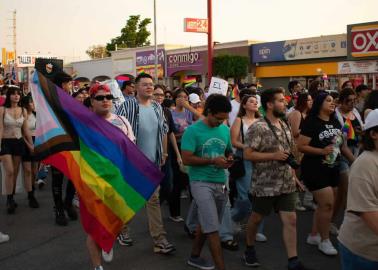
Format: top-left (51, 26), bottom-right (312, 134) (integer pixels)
top-left (295, 93), bottom-right (311, 113)
top-left (237, 95), bottom-right (260, 118)
top-left (4, 86), bottom-right (22, 108)
top-left (363, 91), bottom-right (378, 114)
top-left (308, 91), bottom-right (334, 119)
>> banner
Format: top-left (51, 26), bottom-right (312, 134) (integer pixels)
top-left (167, 51), bottom-right (205, 76)
top-left (338, 60), bottom-right (378, 74)
top-left (136, 49), bottom-right (165, 78)
top-left (252, 34), bottom-right (347, 63)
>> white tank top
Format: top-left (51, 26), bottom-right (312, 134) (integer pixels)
top-left (3, 109), bottom-right (24, 139)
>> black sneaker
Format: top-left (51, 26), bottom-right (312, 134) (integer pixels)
top-left (64, 204), bottom-right (78, 221)
top-left (6, 200), bottom-right (16, 214)
top-left (288, 261), bottom-right (313, 270)
top-left (55, 207), bottom-right (68, 226)
top-left (28, 195), bottom-right (40, 208)
top-left (244, 248), bottom-right (260, 267)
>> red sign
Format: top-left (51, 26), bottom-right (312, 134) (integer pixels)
top-left (184, 18), bottom-right (208, 33)
top-left (350, 23), bottom-right (378, 58)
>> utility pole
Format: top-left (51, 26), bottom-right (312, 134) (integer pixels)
top-left (207, 0), bottom-right (213, 83)
top-left (12, 10), bottom-right (17, 59)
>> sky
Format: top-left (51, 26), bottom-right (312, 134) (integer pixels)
top-left (0, 0), bottom-right (377, 63)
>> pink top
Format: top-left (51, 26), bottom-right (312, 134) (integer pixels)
top-left (105, 113), bottom-right (135, 143)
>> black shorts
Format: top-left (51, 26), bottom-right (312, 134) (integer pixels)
top-left (0, 138), bottom-right (26, 156)
top-left (22, 136), bottom-right (35, 162)
top-left (250, 193), bottom-right (298, 216)
top-left (301, 160), bottom-right (340, 191)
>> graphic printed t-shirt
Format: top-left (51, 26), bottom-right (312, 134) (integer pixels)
top-left (137, 105), bottom-right (158, 163)
top-left (338, 151), bottom-right (378, 261)
top-left (171, 109), bottom-right (193, 135)
top-left (301, 116), bottom-right (343, 168)
top-left (245, 118), bottom-right (296, 197)
top-left (181, 120), bottom-right (232, 184)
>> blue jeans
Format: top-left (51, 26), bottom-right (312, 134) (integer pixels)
top-left (231, 160), bottom-right (264, 234)
top-left (339, 242), bottom-right (378, 270)
top-left (219, 198), bottom-right (233, 241)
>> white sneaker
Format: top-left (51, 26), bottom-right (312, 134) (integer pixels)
top-left (94, 266), bottom-right (104, 270)
top-left (101, 248), bottom-right (113, 263)
top-left (306, 233), bottom-right (321, 245)
top-left (318, 239), bottom-right (338, 256)
top-left (329, 223), bottom-right (339, 236)
top-left (0, 232), bottom-right (10, 244)
top-left (255, 233), bottom-right (267, 242)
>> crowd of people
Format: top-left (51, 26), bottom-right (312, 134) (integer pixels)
top-left (0, 72), bottom-right (377, 270)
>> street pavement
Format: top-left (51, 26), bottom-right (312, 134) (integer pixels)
top-left (0, 177), bottom-right (342, 270)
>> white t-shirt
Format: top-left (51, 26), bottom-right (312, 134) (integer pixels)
top-left (229, 99), bottom-right (240, 127)
top-left (338, 150), bottom-right (378, 261)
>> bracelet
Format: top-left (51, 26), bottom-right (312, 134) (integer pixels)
top-left (162, 153), bottom-right (168, 157)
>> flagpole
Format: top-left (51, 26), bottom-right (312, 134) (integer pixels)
top-left (154, 0), bottom-right (158, 83)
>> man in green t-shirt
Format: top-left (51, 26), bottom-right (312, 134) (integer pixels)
top-left (182, 94), bottom-right (233, 270)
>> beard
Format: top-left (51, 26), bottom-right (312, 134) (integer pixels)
top-left (272, 107), bottom-right (286, 118)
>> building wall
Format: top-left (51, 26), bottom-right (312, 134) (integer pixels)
top-left (72, 58), bottom-right (113, 80)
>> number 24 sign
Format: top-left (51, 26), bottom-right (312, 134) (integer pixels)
top-left (184, 18), bottom-right (208, 33)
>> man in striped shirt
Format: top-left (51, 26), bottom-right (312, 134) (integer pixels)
top-left (116, 73), bottom-right (174, 254)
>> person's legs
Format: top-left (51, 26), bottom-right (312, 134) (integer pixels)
top-left (279, 211), bottom-right (298, 258)
top-left (207, 231), bottom-right (225, 270)
top-left (2, 155), bottom-right (15, 195)
top-left (22, 161), bottom-right (39, 208)
top-left (11, 156), bottom-right (21, 194)
top-left (51, 168), bottom-right (67, 225)
top-left (86, 235), bottom-right (102, 269)
top-left (312, 187), bottom-right (334, 241)
top-left (332, 172), bottom-right (348, 224)
top-left (219, 198), bottom-right (234, 242)
top-left (64, 180), bottom-right (78, 220)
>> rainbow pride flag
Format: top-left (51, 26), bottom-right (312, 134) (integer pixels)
top-left (183, 76), bottom-right (196, 86)
top-left (342, 118), bottom-right (356, 141)
top-left (31, 71), bottom-right (163, 252)
top-left (230, 85), bottom-right (238, 99)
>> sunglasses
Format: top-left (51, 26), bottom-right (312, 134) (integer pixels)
top-left (93, 94), bottom-right (114, 101)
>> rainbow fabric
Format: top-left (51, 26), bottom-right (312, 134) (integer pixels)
top-left (31, 71), bottom-right (163, 252)
top-left (230, 85), bottom-right (238, 99)
top-left (342, 118), bottom-right (356, 141)
top-left (183, 76), bottom-right (196, 85)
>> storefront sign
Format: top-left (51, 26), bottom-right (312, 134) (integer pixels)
top-left (348, 22), bottom-right (378, 59)
top-left (184, 18), bottom-right (208, 33)
top-left (338, 60), bottom-right (378, 74)
top-left (136, 49), bottom-right (165, 78)
top-left (17, 54), bottom-right (57, 68)
top-left (167, 51), bottom-right (205, 76)
top-left (251, 34), bottom-right (347, 63)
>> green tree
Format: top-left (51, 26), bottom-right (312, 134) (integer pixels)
top-left (85, 45), bottom-right (109, 59)
top-left (106, 15), bottom-right (152, 52)
top-left (213, 55), bottom-right (249, 82)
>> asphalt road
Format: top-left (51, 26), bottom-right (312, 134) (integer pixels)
top-left (0, 177), bottom-right (342, 270)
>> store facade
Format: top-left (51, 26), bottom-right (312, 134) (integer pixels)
top-left (251, 34), bottom-right (347, 90)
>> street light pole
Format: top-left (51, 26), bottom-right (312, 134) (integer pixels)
top-left (207, 0), bottom-right (213, 84)
top-left (154, 0), bottom-right (158, 83)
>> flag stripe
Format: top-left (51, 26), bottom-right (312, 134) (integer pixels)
top-left (58, 89), bottom-right (162, 187)
top-left (78, 142), bottom-right (146, 213)
top-left (44, 152), bottom-right (126, 232)
top-left (64, 110), bottom-right (158, 198)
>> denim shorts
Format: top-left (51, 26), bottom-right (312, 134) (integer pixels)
top-left (190, 181), bottom-right (226, 234)
top-left (339, 242), bottom-right (378, 270)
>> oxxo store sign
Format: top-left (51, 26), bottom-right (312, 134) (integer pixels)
top-left (167, 51), bottom-right (205, 76)
top-left (348, 22), bottom-right (378, 59)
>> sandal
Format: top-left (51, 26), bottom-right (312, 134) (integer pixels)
top-left (221, 239), bottom-right (239, 251)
